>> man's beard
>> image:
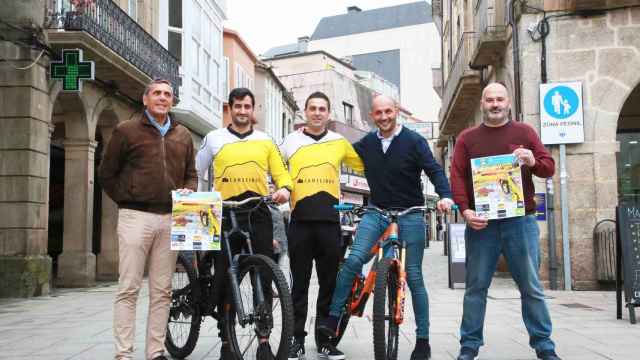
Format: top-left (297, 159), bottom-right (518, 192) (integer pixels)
top-left (232, 116), bottom-right (250, 127)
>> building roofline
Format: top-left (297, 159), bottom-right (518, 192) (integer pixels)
top-left (223, 27), bottom-right (258, 63)
top-left (255, 61), bottom-right (299, 110)
top-left (262, 50), bottom-right (356, 70)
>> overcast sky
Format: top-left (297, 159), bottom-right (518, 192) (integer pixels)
top-left (225, 0), bottom-right (429, 56)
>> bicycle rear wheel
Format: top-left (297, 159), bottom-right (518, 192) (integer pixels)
top-left (166, 253), bottom-right (202, 359)
top-left (373, 258), bottom-right (400, 360)
top-left (224, 254), bottom-right (293, 359)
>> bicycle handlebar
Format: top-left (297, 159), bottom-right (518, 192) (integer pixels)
top-left (333, 203), bottom-right (459, 218)
top-left (222, 196), bottom-right (272, 208)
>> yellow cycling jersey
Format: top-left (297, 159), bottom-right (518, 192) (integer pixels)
top-left (280, 129), bottom-right (364, 221)
top-left (196, 127), bottom-right (292, 200)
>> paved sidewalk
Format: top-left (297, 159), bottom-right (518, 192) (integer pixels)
top-left (1, 241), bottom-right (638, 359)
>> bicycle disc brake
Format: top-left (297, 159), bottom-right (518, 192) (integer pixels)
top-left (253, 302), bottom-right (274, 337)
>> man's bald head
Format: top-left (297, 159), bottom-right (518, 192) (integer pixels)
top-left (482, 82), bottom-right (509, 100)
top-left (370, 94), bottom-right (399, 137)
top-left (480, 82), bottom-right (511, 127)
top-left (372, 94), bottom-right (397, 109)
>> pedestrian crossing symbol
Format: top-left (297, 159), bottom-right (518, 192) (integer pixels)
top-left (539, 81), bottom-right (584, 145)
top-left (50, 49), bottom-right (95, 92)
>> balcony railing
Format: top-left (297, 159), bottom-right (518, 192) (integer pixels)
top-left (441, 32), bottom-right (478, 118)
top-left (471, 0), bottom-right (508, 67)
top-left (46, 0), bottom-right (180, 97)
top-left (439, 32), bottom-right (482, 136)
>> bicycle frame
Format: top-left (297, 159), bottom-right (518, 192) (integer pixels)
top-left (224, 207), bottom-right (267, 328)
top-left (184, 197), bottom-right (272, 327)
top-left (340, 206), bottom-right (420, 326)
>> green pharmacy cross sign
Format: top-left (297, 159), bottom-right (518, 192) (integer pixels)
top-left (50, 49), bottom-right (95, 92)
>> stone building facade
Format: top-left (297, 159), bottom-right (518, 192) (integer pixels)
top-left (433, 0), bottom-right (640, 289)
top-left (0, 0), bottom-right (226, 297)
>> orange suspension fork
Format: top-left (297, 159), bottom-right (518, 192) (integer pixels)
top-left (390, 223), bottom-right (407, 325)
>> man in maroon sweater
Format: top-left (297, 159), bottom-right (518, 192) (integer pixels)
top-left (450, 83), bottom-right (561, 360)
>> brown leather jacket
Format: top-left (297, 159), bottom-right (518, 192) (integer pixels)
top-left (99, 113), bottom-right (198, 213)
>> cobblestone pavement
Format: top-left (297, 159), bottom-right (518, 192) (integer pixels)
top-left (1, 241), bottom-right (638, 359)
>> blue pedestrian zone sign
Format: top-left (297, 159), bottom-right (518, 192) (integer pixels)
top-left (539, 81), bottom-right (584, 145)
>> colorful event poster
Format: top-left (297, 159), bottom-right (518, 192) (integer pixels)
top-left (171, 191), bottom-right (223, 251)
top-left (471, 154), bottom-right (525, 220)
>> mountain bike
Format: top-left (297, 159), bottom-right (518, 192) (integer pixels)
top-left (327, 204), bottom-right (433, 360)
top-left (166, 196), bottom-right (294, 359)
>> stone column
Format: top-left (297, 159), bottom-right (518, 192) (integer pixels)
top-left (96, 191), bottom-right (119, 281)
top-left (96, 126), bottom-right (119, 280)
top-left (57, 139), bottom-right (97, 287)
top-left (0, 41), bottom-right (52, 297)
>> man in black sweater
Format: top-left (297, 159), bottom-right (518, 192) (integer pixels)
top-left (318, 95), bottom-right (454, 360)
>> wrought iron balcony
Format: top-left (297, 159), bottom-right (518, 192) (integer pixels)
top-left (439, 32), bottom-right (482, 140)
top-left (470, 0), bottom-right (508, 67)
top-left (46, 0), bottom-right (180, 99)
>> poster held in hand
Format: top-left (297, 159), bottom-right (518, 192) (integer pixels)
top-left (171, 191), bottom-right (223, 251)
top-left (471, 154), bottom-right (525, 220)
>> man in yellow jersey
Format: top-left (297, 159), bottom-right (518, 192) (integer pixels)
top-left (280, 92), bottom-right (364, 360)
top-left (196, 88), bottom-right (292, 360)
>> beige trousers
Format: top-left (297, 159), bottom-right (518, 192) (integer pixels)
top-left (113, 208), bottom-right (178, 360)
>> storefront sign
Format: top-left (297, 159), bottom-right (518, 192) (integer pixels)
top-left (341, 192), bottom-right (363, 205)
top-left (346, 175), bottom-right (369, 191)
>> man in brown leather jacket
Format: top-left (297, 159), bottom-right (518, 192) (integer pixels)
top-left (99, 79), bottom-right (197, 360)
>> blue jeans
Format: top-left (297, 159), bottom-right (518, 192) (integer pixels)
top-left (460, 215), bottom-right (555, 352)
top-left (329, 210), bottom-right (430, 339)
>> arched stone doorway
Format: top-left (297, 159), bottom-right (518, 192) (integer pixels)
top-left (617, 85), bottom-right (640, 205)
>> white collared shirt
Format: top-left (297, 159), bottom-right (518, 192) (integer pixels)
top-left (376, 125), bottom-right (403, 153)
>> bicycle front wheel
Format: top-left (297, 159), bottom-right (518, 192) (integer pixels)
top-left (166, 253), bottom-right (202, 359)
top-left (373, 258), bottom-right (400, 360)
top-left (224, 254), bottom-right (294, 359)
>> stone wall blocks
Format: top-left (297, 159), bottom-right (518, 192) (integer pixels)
top-left (595, 181), bottom-right (620, 209)
top-left (597, 48), bottom-right (640, 88)
top-left (594, 153), bottom-right (619, 180)
top-left (590, 77), bottom-right (631, 113)
top-left (567, 181), bottom-right (597, 211)
top-left (632, 6), bottom-right (640, 24)
top-left (0, 117), bottom-right (51, 153)
top-left (570, 236), bottom-right (597, 283)
top-left (0, 177), bottom-right (47, 203)
top-left (609, 7), bottom-right (630, 27)
top-left (0, 62), bottom-right (49, 90)
top-left (0, 87), bottom-right (50, 123)
top-left (566, 154), bottom-right (595, 180)
top-left (0, 203), bottom-right (46, 229)
top-left (548, 50), bottom-right (596, 80)
top-left (547, 19), bottom-right (615, 51)
top-left (618, 26), bottom-right (640, 51)
top-left (0, 150), bottom-right (48, 177)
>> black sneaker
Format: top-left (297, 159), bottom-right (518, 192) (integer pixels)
top-left (456, 347), bottom-right (478, 360)
top-left (257, 341), bottom-right (276, 360)
top-left (288, 338), bottom-right (306, 360)
top-left (317, 342), bottom-right (345, 360)
top-left (537, 349), bottom-right (562, 360)
top-left (410, 339), bottom-right (431, 360)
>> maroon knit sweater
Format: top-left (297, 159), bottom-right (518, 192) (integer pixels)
top-left (450, 121), bottom-right (555, 215)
